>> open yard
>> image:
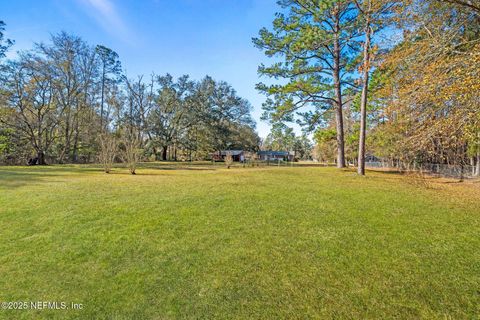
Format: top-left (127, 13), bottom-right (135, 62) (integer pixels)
top-left (0, 164), bottom-right (479, 319)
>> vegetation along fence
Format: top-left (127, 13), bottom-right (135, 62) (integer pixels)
top-left (365, 162), bottom-right (479, 179)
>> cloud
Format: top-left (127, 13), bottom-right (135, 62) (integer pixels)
top-left (78, 0), bottom-right (134, 43)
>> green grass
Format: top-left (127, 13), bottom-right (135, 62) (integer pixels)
top-left (0, 163), bottom-right (479, 319)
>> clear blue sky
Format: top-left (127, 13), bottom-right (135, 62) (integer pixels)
top-left (1, 0), bottom-right (282, 138)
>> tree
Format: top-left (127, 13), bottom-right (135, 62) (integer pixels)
top-left (0, 21), bottom-right (16, 163)
top-left (314, 127), bottom-right (338, 163)
top-left (172, 76), bottom-right (257, 158)
top-left (1, 55), bottom-right (60, 165)
top-left (95, 45), bottom-right (121, 131)
top-left (264, 123), bottom-right (313, 160)
top-left (147, 74), bottom-right (194, 160)
top-left (0, 21), bottom-right (13, 59)
top-left (73, 43), bottom-right (98, 163)
top-left (353, 0), bottom-right (400, 175)
top-left (264, 123), bottom-right (296, 151)
top-left (368, 0), bottom-right (480, 173)
top-left (294, 133), bottom-right (313, 160)
top-left (36, 32), bottom-right (88, 163)
top-left (201, 77), bottom-right (256, 153)
top-left (224, 151), bottom-right (233, 169)
top-left (121, 127), bottom-right (141, 174)
top-left (434, 0), bottom-right (480, 13)
top-left (98, 132), bottom-right (116, 173)
top-left (254, 0), bottom-right (361, 168)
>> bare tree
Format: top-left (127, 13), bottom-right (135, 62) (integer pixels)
top-left (225, 151), bottom-right (233, 169)
top-left (36, 32), bottom-right (87, 163)
top-left (121, 128), bottom-right (142, 174)
top-left (98, 132), bottom-right (116, 173)
top-left (1, 55), bottom-right (61, 165)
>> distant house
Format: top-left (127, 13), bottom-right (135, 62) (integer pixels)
top-left (257, 151), bottom-right (294, 162)
top-left (212, 150), bottom-right (245, 162)
top-left (365, 154), bottom-right (381, 162)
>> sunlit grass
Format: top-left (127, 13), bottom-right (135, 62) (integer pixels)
top-left (0, 164), bottom-right (479, 319)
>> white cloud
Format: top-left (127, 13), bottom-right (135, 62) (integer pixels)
top-left (78, 0), bottom-right (134, 43)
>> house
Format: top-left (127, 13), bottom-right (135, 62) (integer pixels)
top-left (365, 154), bottom-right (381, 162)
top-left (212, 150), bottom-right (245, 162)
top-left (212, 150), bottom-right (295, 162)
top-left (257, 151), bottom-right (294, 162)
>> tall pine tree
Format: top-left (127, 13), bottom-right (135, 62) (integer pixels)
top-left (253, 0), bottom-right (360, 168)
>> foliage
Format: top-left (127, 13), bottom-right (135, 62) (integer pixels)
top-left (0, 21), bottom-right (13, 59)
top-left (313, 127), bottom-right (338, 162)
top-left (263, 123), bottom-right (313, 160)
top-left (0, 32), bottom-right (259, 165)
top-left (254, 0), bottom-right (362, 167)
top-left (368, 0), bottom-right (480, 169)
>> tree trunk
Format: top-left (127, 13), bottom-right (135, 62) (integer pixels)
top-left (476, 151), bottom-right (480, 177)
top-left (100, 67), bottom-right (105, 130)
top-left (357, 17), bottom-right (372, 176)
top-left (72, 123), bottom-right (79, 163)
top-left (162, 146), bottom-right (168, 161)
top-left (37, 150), bottom-right (46, 165)
top-left (333, 6), bottom-right (346, 168)
top-left (470, 157), bottom-right (474, 168)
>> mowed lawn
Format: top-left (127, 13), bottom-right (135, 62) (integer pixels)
top-left (0, 164), bottom-right (479, 319)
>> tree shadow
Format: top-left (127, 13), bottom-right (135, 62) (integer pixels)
top-left (365, 168), bottom-right (402, 175)
top-left (0, 169), bottom-right (63, 190)
top-left (145, 166), bottom-right (216, 171)
top-left (0, 164), bottom-right (218, 187)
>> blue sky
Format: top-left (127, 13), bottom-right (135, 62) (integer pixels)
top-left (1, 0), bottom-right (282, 138)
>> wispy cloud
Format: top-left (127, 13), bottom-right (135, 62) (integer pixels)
top-left (78, 0), bottom-right (134, 44)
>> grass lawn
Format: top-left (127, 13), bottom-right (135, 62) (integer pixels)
top-left (0, 163), bottom-right (479, 319)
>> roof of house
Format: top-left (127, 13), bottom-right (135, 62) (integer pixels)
top-left (220, 150), bottom-right (244, 156)
top-left (258, 151), bottom-right (290, 156)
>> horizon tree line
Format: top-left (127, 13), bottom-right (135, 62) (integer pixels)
top-left (0, 29), bottom-right (260, 169)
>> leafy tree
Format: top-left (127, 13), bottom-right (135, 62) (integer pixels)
top-left (193, 76), bottom-right (256, 153)
top-left (264, 123), bottom-right (313, 160)
top-left (254, 0), bottom-right (361, 168)
top-left (313, 128), bottom-right (338, 163)
top-left (147, 74), bottom-right (194, 160)
top-left (263, 123), bottom-right (296, 151)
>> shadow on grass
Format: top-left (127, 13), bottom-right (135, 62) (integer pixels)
top-left (0, 165), bottom-right (111, 190)
top-left (143, 166), bottom-right (216, 171)
top-left (0, 169), bottom-right (64, 190)
top-left (0, 164), bottom-right (218, 188)
top-left (365, 168), bottom-right (402, 175)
